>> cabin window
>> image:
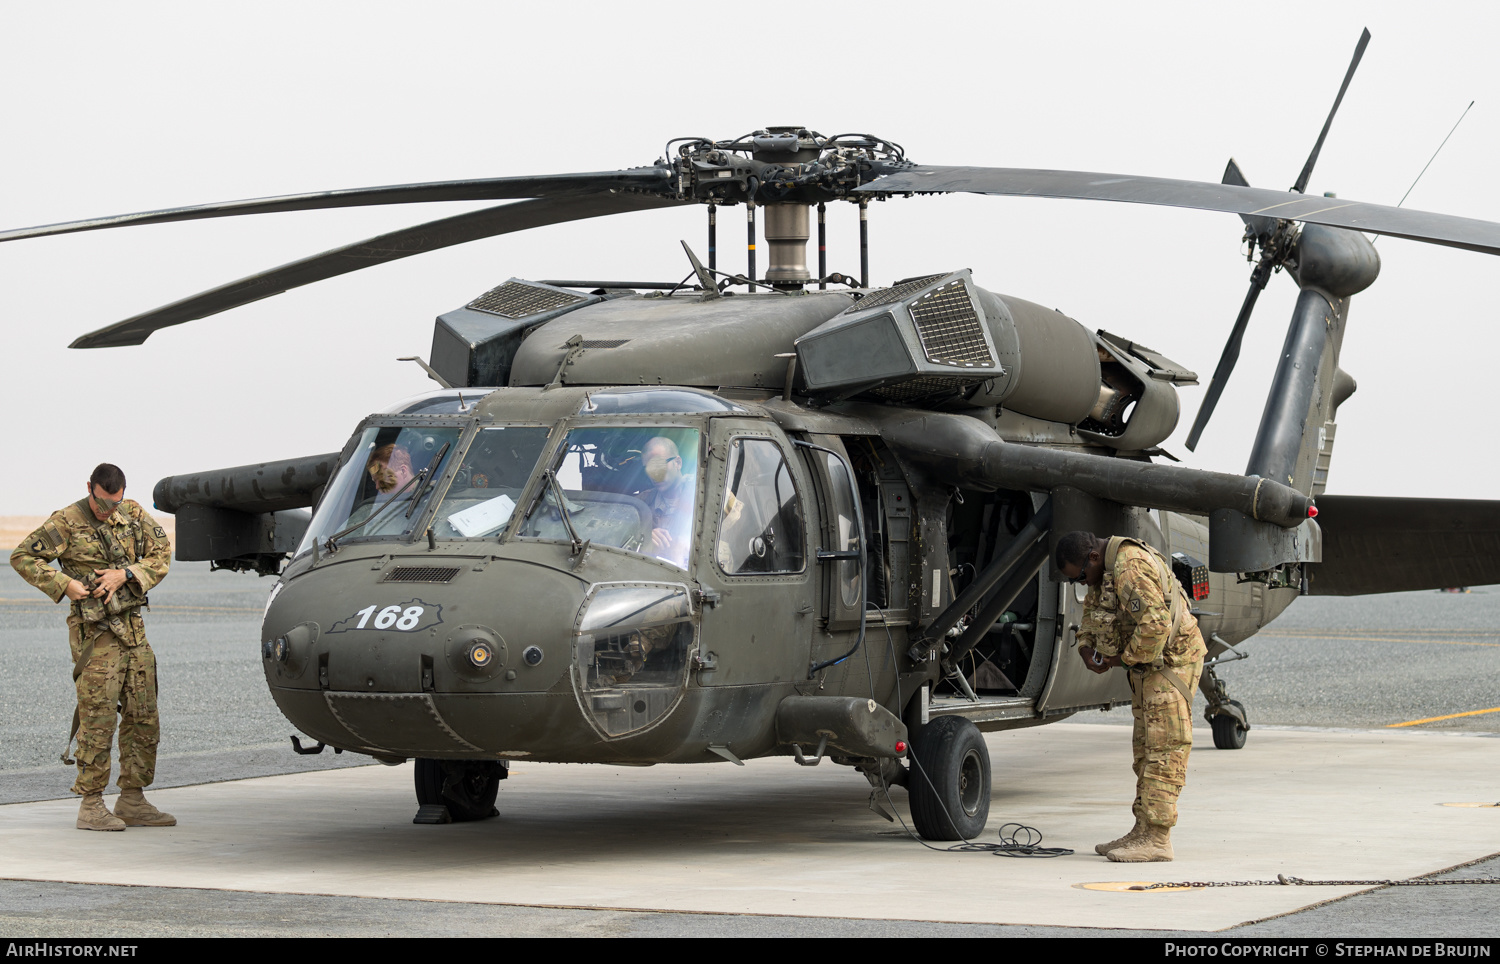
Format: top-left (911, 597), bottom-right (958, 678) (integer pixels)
top-left (823, 451), bottom-right (861, 607)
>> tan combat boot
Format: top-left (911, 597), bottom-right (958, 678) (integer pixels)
top-left (113, 788), bottom-right (176, 827)
top-left (1106, 824), bottom-right (1173, 862)
top-left (77, 793), bottom-right (126, 831)
top-left (1095, 817), bottom-right (1146, 856)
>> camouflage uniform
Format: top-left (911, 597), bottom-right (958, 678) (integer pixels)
top-left (10, 499), bottom-right (171, 795)
top-left (1077, 536), bottom-right (1206, 829)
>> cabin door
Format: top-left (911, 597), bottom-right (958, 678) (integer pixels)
top-left (694, 422), bottom-right (815, 686)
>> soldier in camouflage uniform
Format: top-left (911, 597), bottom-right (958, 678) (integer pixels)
top-left (1056, 530), bottom-right (1206, 862)
top-left (9, 464), bottom-right (176, 831)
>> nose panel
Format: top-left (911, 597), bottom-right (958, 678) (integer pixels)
top-left (324, 692), bottom-right (483, 755)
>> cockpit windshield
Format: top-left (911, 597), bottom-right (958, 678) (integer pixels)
top-left (516, 426), bottom-right (701, 569)
top-left (427, 426), bottom-right (553, 539)
top-left (296, 424), bottom-right (462, 555)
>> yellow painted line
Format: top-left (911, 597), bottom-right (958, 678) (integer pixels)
top-left (1387, 706), bottom-right (1500, 728)
top-left (1261, 628), bottom-right (1495, 635)
top-left (1259, 634), bottom-right (1499, 641)
top-left (1074, 881), bottom-right (1198, 893)
top-left (1260, 628), bottom-right (1496, 636)
top-left (1258, 633), bottom-right (1500, 648)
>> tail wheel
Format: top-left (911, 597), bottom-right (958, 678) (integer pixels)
top-left (907, 715), bottom-right (991, 841)
top-left (1210, 701), bottom-right (1249, 750)
top-left (414, 759), bottom-right (505, 821)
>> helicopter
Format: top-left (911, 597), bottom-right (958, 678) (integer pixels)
top-left (7, 29), bottom-right (1500, 841)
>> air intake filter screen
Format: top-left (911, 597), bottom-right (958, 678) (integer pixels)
top-left (469, 281), bottom-right (587, 319)
top-left (910, 280), bottom-right (995, 368)
top-left (794, 268), bottom-right (1005, 402)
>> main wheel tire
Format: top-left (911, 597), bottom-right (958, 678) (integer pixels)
top-left (414, 759), bottom-right (504, 821)
top-left (907, 715), bottom-right (991, 841)
top-left (1210, 702), bottom-right (1248, 750)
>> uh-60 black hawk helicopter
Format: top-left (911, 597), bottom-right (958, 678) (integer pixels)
top-left (10, 30), bottom-right (1500, 840)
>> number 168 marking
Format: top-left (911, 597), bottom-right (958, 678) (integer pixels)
top-left (354, 604), bottom-right (425, 631)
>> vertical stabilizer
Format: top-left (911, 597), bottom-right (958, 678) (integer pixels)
top-left (1209, 223), bottom-right (1379, 573)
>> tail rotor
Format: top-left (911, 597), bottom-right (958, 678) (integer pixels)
top-left (1184, 28), bottom-right (1371, 452)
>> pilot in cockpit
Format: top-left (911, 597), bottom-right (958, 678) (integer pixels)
top-left (366, 443), bottom-right (415, 500)
top-left (630, 436), bottom-right (694, 568)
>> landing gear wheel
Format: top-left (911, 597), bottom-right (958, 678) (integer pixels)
top-left (907, 715), bottom-right (990, 841)
top-left (414, 759), bottom-right (505, 821)
top-left (1210, 701), bottom-right (1249, 750)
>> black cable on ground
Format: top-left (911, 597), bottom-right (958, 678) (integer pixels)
top-left (865, 605), bottom-right (1073, 858)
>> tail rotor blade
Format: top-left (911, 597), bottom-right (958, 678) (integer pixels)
top-left (1223, 158), bottom-right (1278, 241)
top-left (1222, 157), bottom-right (1252, 189)
top-left (1291, 27), bottom-right (1371, 194)
top-left (1185, 261), bottom-right (1274, 451)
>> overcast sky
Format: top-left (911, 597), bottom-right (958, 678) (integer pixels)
top-left (2, 1), bottom-right (1496, 515)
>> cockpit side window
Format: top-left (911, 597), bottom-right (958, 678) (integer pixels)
top-left (716, 438), bottom-right (805, 575)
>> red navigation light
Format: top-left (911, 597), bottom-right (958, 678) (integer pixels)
top-left (895, 741), bottom-right (907, 755)
top-left (1308, 505), bottom-right (1319, 518)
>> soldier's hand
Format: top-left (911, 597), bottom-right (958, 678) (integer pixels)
top-left (92, 568), bottom-right (127, 601)
top-left (1079, 645), bottom-right (1113, 675)
top-left (64, 579), bottom-right (90, 602)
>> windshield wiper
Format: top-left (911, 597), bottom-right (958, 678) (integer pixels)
top-left (405, 442), bottom-right (452, 518)
top-left (545, 470), bottom-right (585, 554)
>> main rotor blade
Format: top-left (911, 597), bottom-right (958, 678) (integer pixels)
top-left (69, 192), bottom-right (683, 349)
top-left (1184, 260), bottom-right (1274, 452)
top-left (1222, 158), bottom-right (1278, 240)
top-left (1292, 28), bottom-right (1371, 195)
top-left (858, 166), bottom-right (1500, 257)
top-left (3, 169), bottom-right (672, 245)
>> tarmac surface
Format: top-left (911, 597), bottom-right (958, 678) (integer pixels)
top-left (2, 563), bottom-right (1498, 937)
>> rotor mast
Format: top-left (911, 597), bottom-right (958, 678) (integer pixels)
top-left (753, 127), bottom-right (820, 289)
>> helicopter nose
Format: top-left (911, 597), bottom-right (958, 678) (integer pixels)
top-left (266, 563), bottom-right (578, 692)
top-left (263, 553), bottom-right (589, 756)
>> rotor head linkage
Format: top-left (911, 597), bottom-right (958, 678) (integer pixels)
top-left (859, 198), bottom-right (869, 289)
top-left (817, 202), bottom-right (827, 290)
top-left (707, 202), bottom-right (717, 271)
top-left (747, 201), bottom-right (757, 293)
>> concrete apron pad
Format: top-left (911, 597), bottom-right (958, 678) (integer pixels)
top-left (2, 723), bottom-right (1498, 931)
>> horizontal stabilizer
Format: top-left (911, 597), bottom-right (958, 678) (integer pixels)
top-left (1306, 495), bottom-right (1500, 595)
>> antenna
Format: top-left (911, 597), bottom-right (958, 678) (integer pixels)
top-left (1396, 100), bottom-right (1474, 210)
top-left (1372, 100), bottom-right (1473, 247)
